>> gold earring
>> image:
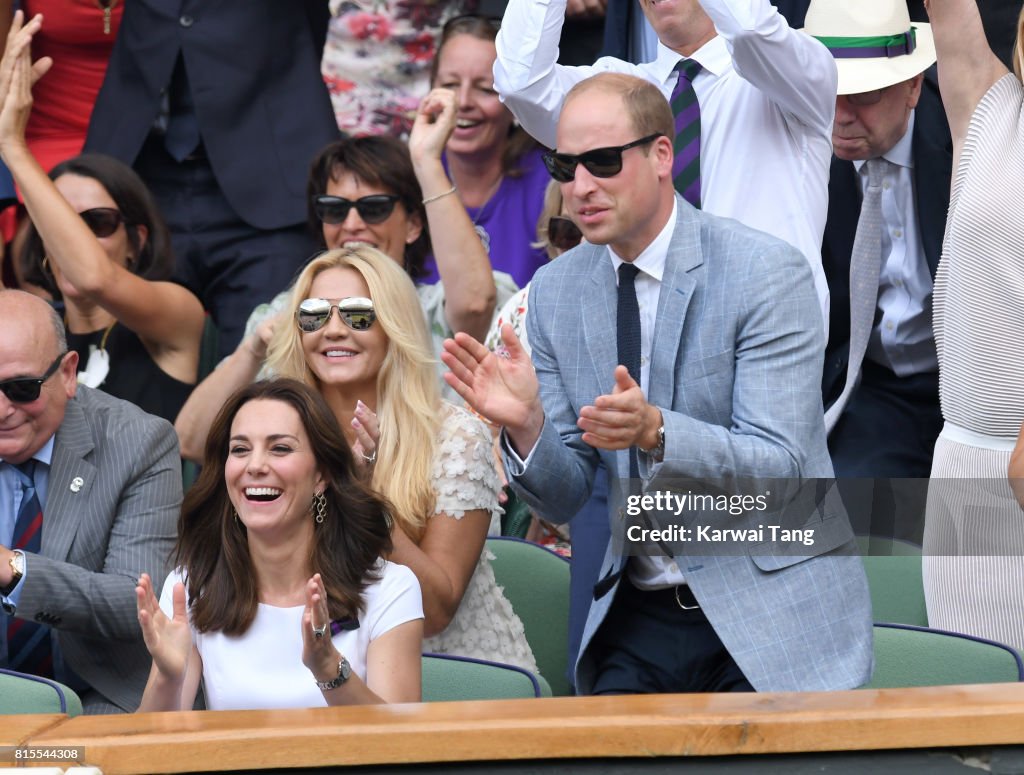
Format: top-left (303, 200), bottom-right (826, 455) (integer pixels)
top-left (313, 491), bottom-right (327, 524)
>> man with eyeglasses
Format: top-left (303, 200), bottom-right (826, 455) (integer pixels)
top-left (0, 291), bottom-right (180, 713)
top-left (494, 0), bottom-right (836, 336)
top-left (801, 0), bottom-right (948, 529)
top-left (443, 73), bottom-right (872, 696)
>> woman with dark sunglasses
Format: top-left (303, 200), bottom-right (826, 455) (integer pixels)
top-left (0, 13), bottom-right (205, 425)
top-left (175, 88), bottom-right (517, 462)
top-left (264, 245), bottom-right (537, 674)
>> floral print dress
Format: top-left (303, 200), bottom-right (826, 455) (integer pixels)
top-left (323, 0), bottom-right (478, 138)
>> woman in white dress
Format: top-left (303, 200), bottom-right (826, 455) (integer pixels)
top-left (922, 0), bottom-right (1024, 651)
top-left (266, 245), bottom-right (537, 672)
top-left (135, 379), bottom-right (424, 710)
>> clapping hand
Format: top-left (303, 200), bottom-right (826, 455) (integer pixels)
top-left (136, 573), bottom-right (193, 684)
top-left (301, 573), bottom-right (343, 685)
top-left (351, 399), bottom-right (379, 471)
top-left (442, 325), bottom-right (545, 455)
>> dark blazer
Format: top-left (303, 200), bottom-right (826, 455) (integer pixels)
top-left (821, 78), bottom-right (952, 404)
top-left (85, 0), bottom-right (339, 230)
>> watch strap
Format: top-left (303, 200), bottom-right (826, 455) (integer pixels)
top-left (315, 655), bottom-right (352, 691)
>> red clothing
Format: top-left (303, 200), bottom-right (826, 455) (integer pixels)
top-left (26, 0), bottom-right (124, 172)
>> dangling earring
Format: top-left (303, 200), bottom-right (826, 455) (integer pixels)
top-left (313, 491), bottom-right (327, 524)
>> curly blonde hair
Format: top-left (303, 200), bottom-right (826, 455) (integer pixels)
top-left (266, 246), bottom-right (440, 536)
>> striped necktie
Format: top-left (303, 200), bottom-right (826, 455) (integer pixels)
top-left (5, 460), bottom-right (52, 677)
top-left (670, 59), bottom-right (703, 208)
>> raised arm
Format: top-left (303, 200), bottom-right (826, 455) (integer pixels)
top-left (408, 88), bottom-right (496, 342)
top-left (700, 0), bottom-right (837, 133)
top-left (924, 0), bottom-right (1008, 153)
top-left (0, 14), bottom-right (204, 373)
top-left (136, 574), bottom-right (203, 712)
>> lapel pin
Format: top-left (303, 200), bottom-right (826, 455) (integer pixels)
top-left (70, 476), bottom-right (84, 493)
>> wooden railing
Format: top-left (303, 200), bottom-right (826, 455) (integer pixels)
top-left (6, 684), bottom-right (1024, 774)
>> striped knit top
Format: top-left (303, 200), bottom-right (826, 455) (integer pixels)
top-left (933, 73), bottom-right (1024, 438)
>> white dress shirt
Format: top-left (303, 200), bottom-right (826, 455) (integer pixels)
top-left (856, 113), bottom-right (939, 377)
top-left (494, 0), bottom-right (836, 333)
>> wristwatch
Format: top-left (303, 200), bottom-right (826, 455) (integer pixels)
top-left (2, 550), bottom-right (25, 596)
top-left (315, 655), bottom-right (352, 691)
top-left (642, 425), bottom-right (666, 463)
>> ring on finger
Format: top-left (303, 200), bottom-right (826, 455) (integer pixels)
top-left (313, 623), bottom-right (327, 640)
top-left (361, 449), bottom-right (377, 464)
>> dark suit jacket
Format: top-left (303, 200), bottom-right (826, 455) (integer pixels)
top-left (821, 78), bottom-right (952, 405)
top-left (85, 0), bottom-right (339, 230)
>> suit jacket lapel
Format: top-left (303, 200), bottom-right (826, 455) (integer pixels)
top-left (649, 200), bottom-right (702, 410)
top-left (44, 398), bottom-right (97, 562)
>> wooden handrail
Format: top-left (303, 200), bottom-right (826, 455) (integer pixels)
top-left (19, 684), bottom-right (1024, 774)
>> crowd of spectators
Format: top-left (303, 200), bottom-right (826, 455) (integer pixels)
top-left (1, 0), bottom-right (1023, 714)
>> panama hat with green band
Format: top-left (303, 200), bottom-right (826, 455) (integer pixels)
top-left (803, 0), bottom-right (936, 95)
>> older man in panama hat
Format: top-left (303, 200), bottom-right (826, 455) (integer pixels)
top-left (805, 0), bottom-right (951, 539)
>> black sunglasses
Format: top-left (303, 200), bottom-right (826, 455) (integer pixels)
top-left (79, 207), bottom-right (125, 238)
top-left (312, 195), bottom-right (400, 225)
top-left (542, 134), bottom-right (664, 183)
top-left (296, 297), bottom-right (377, 333)
top-left (0, 353), bottom-right (67, 404)
top-left (547, 216), bottom-right (583, 252)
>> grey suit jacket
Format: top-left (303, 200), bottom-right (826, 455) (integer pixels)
top-left (15, 386), bottom-right (180, 712)
top-left (506, 196), bottom-right (873, 694)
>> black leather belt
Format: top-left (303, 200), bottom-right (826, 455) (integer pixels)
top-left (627, 578), bottom-right (702, 610)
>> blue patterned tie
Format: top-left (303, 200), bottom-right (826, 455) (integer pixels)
top-left (670, 59), bottom-right (703, 208)
top-left (617, 263), bottom-right (642, 481)
top-left (5, 461), bottom-right (52, 677)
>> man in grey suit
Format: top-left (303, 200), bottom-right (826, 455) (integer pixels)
top-left (0, 291), bottom-right (179, 713)
top-left (444, 73), bottom-right (872, 695)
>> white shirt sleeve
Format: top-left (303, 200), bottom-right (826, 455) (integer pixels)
top-left (363, 561), bottom-right (424, 642)
top-left (698, 0), bottom-right (837, 133)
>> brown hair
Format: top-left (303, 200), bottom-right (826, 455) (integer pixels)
top-left (430, 15), bottom-right (538, 177)
top-left (176, 378), bottom-right (394, 635)
top-left (565, 73), bottom-right (675, 144)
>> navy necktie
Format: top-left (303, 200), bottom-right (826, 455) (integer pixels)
top-left (617, 263), bottom-right (642, 481)
top-left (164, 56), bottom-right (201, 162)
top-left (5, 460), bottom-right (52, 677)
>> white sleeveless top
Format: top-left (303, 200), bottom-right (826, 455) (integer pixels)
top-left (933, 73), bottom-right (1024, 437)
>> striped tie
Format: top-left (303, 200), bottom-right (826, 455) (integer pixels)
top-left (5, 460), bottom-right (52, 677)
top-left (670, 58), bottom-right (703, 208)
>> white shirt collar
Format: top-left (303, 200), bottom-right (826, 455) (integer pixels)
top-left (651, 35), bottom-right (729, 85)
top-left (608, 198), bottom-right (678, 282)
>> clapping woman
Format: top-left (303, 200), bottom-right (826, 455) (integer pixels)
top-left (265, 245), bottom-right (537, 672)
top-left (136, 379), bottom-right (423, 710)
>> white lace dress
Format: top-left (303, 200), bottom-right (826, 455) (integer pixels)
top-left (421, 403), bottom-right (538, 674)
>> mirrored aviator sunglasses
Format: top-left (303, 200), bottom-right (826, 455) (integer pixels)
top-left (312, 194), bottom-right (400, 225)
top-left (547, 216), bottom-right (583, 252)
top-left (296, 297), bottom-right (377, 333)
top-left (542, 133), bottom-right (664, 183)
top-left (79, 207), bottom-right (124, 238)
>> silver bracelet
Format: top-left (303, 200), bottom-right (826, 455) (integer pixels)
top-left (422, 185), bottom-right (457, 205)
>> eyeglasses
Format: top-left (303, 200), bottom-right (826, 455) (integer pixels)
top-left (542, 134), bottom-right (664, 183)
top-left (296, 297), bottom-right (377, 333)
top-left (844, 89), bottom-right (886, 107)
top-left (0, 353), bottom-right (67, 404)
top-left (79, 208), bottom-right (124, 238)
top-left (547, 216), bottom-right (583, 252)
top-left (312, 195), bottom-right (400, 225)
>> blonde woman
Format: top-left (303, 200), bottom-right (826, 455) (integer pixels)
top-left (266, 245), bottom-right (537, 672)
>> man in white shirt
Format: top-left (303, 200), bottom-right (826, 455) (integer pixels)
top-left (443, 73), bottom-right (872, 695)
top-left (494, 0), bottom-right (837, 331)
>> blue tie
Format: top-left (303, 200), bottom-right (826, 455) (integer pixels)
top-left (5, 461), bottom-right (52, 677)
top-left (164, 56), bottom-right (201, 162)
